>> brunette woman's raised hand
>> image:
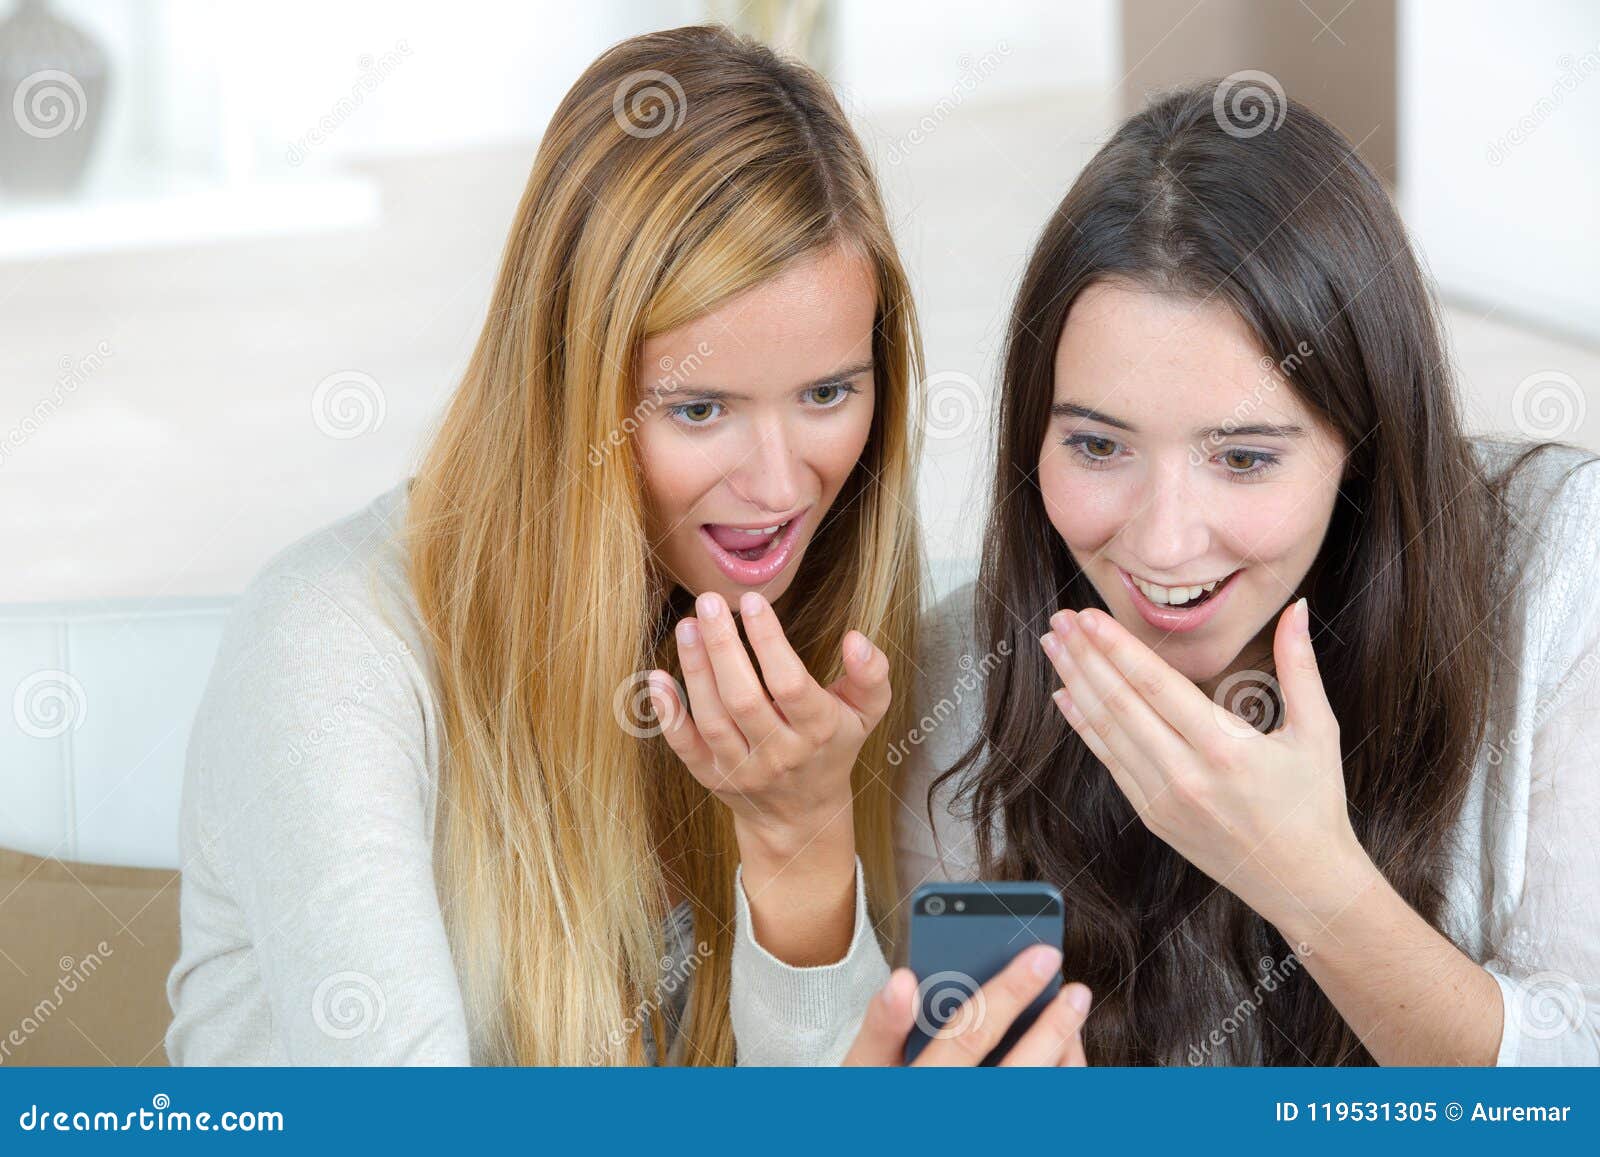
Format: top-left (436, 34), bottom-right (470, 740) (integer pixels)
top-left (1039, 597), bottom-right (1372, 936)
top-left (647, 588), bottom-right (892, 965)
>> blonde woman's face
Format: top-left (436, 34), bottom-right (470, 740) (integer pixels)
top-left (1037, 280), bottom-right (1347, 689)
top-left (635, 244), bottom-right (878, 605)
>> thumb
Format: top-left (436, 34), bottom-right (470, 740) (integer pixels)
top-left (828, 630), bottom-right (892, 727)
top-left (842, 968), bottom-right (917, 1066)
top-left (1272, 597), bottom-right (1334, 735)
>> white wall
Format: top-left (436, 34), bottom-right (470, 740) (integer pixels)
top-left (1400, 0), bottom-right (1600, 341)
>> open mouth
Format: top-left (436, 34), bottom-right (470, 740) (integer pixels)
top-left (705, 519), bottom-right (793, 561)
top-left (1127, 571), bottom-right (1234, 609)
top-left (1117, 566), bottom-right (1244, 632)
top-left (697, 511), bottom-right (810, 586)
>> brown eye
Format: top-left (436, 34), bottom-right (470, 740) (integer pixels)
top-left (680, 402), bottom-right (716, 423)
top-left (1224, 448), bottom-right (1258, 471)
top-left (806, 383), bottom-right (854, 408)
top-left (1084, 436), bottom-right (1117, 459)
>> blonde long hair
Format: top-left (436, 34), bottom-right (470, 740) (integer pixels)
top-left (404, 25), bottom-right (925, 1065)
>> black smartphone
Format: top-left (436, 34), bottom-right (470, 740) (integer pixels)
top-left (904, 881), bottom-right (1064, 1065)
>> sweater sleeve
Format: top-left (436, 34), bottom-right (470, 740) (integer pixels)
top-left (1482, 457), bottom-right (1600, 1066)
top-left (729, 856), bottom-right (890, 1066)
top-left (727, 580), bottom-right (990, 1066)
top-left (172, 572), bottom-right (472, 1064)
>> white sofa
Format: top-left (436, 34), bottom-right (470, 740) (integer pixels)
top-left (0, 559), bottom-right (977, 874)
top-left (1, 596), bottom-right (233, 872)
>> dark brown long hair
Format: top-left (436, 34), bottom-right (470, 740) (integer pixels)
top-left (940, 82), bottom-right (1581, 1065)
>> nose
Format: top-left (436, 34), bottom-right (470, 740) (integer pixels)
top-left (726, 415), bottom-right (802, 515)
top-left (1119, 457), bottom-right (1211, 574)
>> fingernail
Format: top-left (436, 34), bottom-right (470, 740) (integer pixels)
top-left (1051, 609), bottom-right (1074, 636)
top-left (1040, 631), bottom-right (1061, 657)
top-left (1067, 984), bottom-right (1092, 1014)
top-left (676, 618), bottom-right (700, 645)
top-left (1077, 610), bottom-right (1099, 635)
top-left (1030, 945), bottom-right (1063, 977)
top-left (1296, 596), bottom-right (1309, 632)
top-left (696, 593), bottom-right (722, 620)
top-left (740, 591), bottom-right (765, 618)
top-left (1052, 687), bottom-right (1075, 717)
top-left (851, 633), bottom-right (873, 663)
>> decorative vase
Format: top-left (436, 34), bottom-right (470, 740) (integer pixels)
top-left (0, 0), bottom-right (111, 198)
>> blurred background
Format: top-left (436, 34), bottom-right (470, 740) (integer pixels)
top-left (1, 0), bottom-right (1596, 603)
top-left (0, 0), bottom-right (1597, 1068)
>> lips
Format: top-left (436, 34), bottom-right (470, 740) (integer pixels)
top-left (698, 510), bottom-right (810, 586)
top-left (705, 521), bottom-right (787, 555)
top-left (1117, 565), bottom-right (1243, 633)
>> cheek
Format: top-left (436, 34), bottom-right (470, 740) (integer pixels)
top-left (1214, 482), bottom-right (1338, 564)
top-left (634, 428), bottom-right (710, 531)
top-left (1037, 450), bottom-right (1125, 549)
top-left (809, 403), bottom-right (875, 491)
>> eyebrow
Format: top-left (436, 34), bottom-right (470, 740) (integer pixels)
top-left (647, 359), bottom-right (875, 401)
top-left (1050, 401), bottom-right (1306, 440)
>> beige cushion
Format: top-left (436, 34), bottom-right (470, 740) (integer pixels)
top-left (0, 846), bottom-right (178, 1066)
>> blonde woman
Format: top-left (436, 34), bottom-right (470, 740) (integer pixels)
top-left (164, 25), bottom-right (953, 1066)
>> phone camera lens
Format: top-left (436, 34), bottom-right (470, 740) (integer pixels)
top-left (924, 896), bottom-right (946, 916)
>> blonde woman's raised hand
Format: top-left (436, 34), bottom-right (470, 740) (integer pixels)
top-left (648, 589), bottom-right (890, 854)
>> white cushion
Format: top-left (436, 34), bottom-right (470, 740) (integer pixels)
top-left (0, 597), bottom-right (233, 870)
top-left (0, 557), bottom-right (979, 873)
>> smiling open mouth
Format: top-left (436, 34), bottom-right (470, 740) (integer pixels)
top-left (1127, 571), bottom-right (1233, 608)
top-left (697, 512), bottom-right (809, 586)
top-left (705, 520), bottom-right (793, 561)
top-left (1117, 566), bottom-right (1244, 633)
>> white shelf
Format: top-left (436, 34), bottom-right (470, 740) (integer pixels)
top-left (0, 171), bottom-right (382, 261)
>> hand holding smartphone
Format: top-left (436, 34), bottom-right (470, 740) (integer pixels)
top-left (904, 881), bottom-right (1069, 1065)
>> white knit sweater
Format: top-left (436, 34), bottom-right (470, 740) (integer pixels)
top-left (163, 477), bottom-right (882, 1065)
top-left (740, 437), bottom-right (1600, 1066)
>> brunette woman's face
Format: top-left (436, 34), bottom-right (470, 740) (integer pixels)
top-left (1038, 280), bottom-right (1347, 689)
top-left (635, 243), bottom-right (878, 606)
